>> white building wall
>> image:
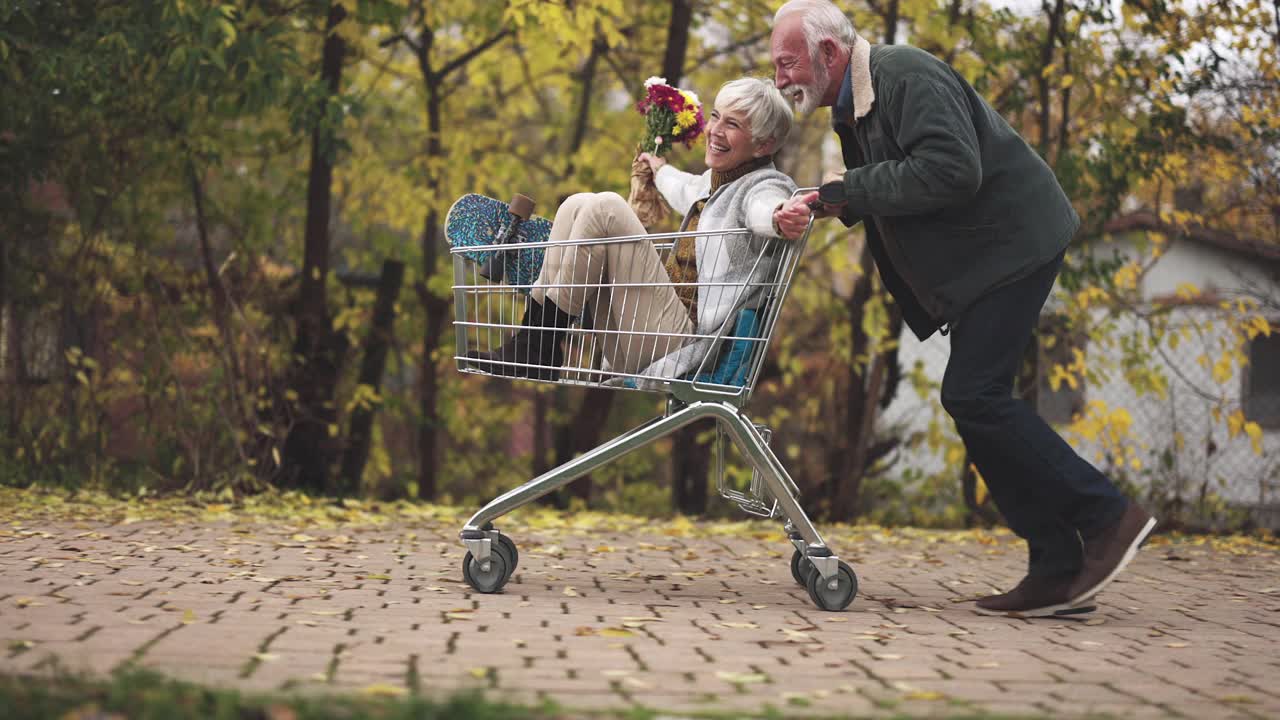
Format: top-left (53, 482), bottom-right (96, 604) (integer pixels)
top-left (875, 236), bottom-right (1280, 511)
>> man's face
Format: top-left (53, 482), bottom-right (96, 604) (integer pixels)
top-left (771, 15), bottom-right (829, 114)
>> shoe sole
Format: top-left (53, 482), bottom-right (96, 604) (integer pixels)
top-left (975, 601), bottom-right (1097, 618)
top-left (1069, 516), bottom-right (1157, 606)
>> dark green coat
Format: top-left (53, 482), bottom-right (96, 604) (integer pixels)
top-left (834, 43), bottom-right (1078, 340)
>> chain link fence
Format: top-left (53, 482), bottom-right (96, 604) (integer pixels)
top-left (879, 306), bottom-right (1280, 529)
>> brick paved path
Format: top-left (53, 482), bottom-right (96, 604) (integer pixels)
top-left (2, 515), bottom-right (1278, 718)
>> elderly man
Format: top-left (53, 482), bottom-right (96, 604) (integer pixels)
top-left (769, 0), bottom-right (1154, 617)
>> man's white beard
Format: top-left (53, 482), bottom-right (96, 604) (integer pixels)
top-left (788, 60), bottom-right (829, 114)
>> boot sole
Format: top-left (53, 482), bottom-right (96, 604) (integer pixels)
top-left (1068, 516), bottom-right (1157, 606)
top-left (975, 601), bottom-right (1097, 618)
top-left (463, 355), bottom-right (561, 381)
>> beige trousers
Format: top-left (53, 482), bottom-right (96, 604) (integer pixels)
top-left (531, 192), bottom-right (694, 376)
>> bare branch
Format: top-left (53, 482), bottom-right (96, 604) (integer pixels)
top-left (688, 30), bottom-right (771, 70)
top-left (438, 29), bottom-right (512, 80)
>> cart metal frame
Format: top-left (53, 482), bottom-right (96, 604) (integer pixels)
top-left (449, 188), bottom-right (857, 610)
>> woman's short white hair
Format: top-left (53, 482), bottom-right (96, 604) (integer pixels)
top-left (714, 77), bottom-right (794, 148)
top-left (774, 0), bottom-right (858, 53)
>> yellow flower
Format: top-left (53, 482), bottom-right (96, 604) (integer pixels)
top-left (675, 109), bottom-right (696, 130)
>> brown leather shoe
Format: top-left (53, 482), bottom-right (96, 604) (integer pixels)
top-left (975, 574), bottom-right (1095, 617)
top-left (1068, 502), bottom-right (1156, 605)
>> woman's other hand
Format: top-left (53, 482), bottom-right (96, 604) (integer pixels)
top-left (637, 152), bottom-right (667, 174)
top-left (773, 195), bottom-right (814, 240)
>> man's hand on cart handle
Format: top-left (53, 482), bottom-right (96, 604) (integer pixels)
top-left (812, 170), bottom-right (849, 217)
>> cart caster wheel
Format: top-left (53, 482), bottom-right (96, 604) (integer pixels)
top-left (806, 560), bottom-right (858, 611)
top-left (463, 543), bottom-right (512, 594)
top-left (495, 534), bottom-right (519, 581)
top-left (790, 548), bottom-right (813, 587)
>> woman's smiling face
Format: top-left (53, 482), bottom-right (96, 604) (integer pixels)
top-left (703, 105), bottom-right (764, 171)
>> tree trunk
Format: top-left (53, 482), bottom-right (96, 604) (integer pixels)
top-left (533, 391), bottom-right (549, 476)
top-left (279, 1), bottom-right (348, 491)
top-left (406, 21), bottom-right (511, 499)
top-left (661, 0), bottom-right (693, 83)
top-left (656, 0), bottom-right (709, 516)
top-left (883, 0), bottom-right (900, 44)
top-left (1037, 0), bottom-right (1065, 156)
top-left (416, 206), bottom-right (449, 500)
top-left (820, 0), bottom-right (909, 522)
top-left (338, 259), bottom-right (404, 494)
top-left (413, 29), bottom-right (448, 501)
top-left (879, 302), bottom-right (904, 409)
top-left (1057, 46), bottom-right (1072, 162)
top-left (546, 33), bottom-right (612, 504)
top-left (672, 417), bottom-right (712, 515)
top-left (829, 243), bottom-right (876, 520)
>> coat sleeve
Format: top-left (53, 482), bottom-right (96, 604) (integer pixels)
top-left (655, 165), bottom-right (711, 216)
top-left (841, 70), bottom-right (983, 217)
top-left (740, 174), bottom-right (796, 242)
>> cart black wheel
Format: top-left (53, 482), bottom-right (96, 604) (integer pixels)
top-left (806, 560), bottom-right (858, 612)
top-left (789, 548), bottom-right (813, 587)
top-left (463, 544), bottom-right (512, 594)
top-left (496, 534), bottom-right (519, 581)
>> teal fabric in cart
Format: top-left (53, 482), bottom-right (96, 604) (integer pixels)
top-left (692, 308), bottom-right (760, 387)
top-left (619, 308), bottom-right (761, 390)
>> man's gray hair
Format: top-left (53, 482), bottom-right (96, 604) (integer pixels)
top-left (774, 0), bottom-right (858, 51)
top-left (715, 77), bottom-right (794, 147)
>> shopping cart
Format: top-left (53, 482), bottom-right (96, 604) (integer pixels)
top-left (449, 189), bottom-right (858, 611)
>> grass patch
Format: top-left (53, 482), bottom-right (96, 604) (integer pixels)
top-left (0, 667), bottom-right (1069, 720)
top-left (0, 667), bottom-right (553, 720)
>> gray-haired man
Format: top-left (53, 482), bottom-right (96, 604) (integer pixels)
top-left (770, 0), bottom-right (1155, 617)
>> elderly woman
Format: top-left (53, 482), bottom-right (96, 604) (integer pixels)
top-left (468, 77), bottom-right (800, 381)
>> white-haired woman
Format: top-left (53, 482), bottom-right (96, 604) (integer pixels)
top-left (467, 77), bottom-right (800, 381)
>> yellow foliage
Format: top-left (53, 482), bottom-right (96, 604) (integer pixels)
top-left (1227, 410), bottom-right (1245, 439)
top-left (1065, 401), bottom-right (1140, 472)
top-left (1073, 286), bottom-right (1108, 309)
top-left (1244, 422), bottom-right (1264, 455)
top-left (1112, 261), bottom-right (1140, 291)
top-left (1247, 315), bottom-right (1272, 339)
top-left (1211, 353), bottom-right (1236, 384)
top-left (1175, 283), bottom-right (1201, 302)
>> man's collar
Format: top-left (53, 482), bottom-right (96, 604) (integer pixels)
top-left (831, 34), bottom-right (875, 127)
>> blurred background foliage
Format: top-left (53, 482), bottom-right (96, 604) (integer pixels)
top-left (1, 0), bottom-right (1276, 529)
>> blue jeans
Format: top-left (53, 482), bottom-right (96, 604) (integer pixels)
top-left (942, 251), bottom-right (1127, 578)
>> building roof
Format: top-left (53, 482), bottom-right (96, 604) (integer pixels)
top-left (1103, 211), bottom-right (1280, 263)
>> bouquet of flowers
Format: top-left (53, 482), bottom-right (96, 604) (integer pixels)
top-left (629, 76), bottom-right (706, 227)
top-left (637, 76), bottom-right (705, 155)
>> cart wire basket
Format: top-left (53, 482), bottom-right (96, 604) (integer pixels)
top-left (449, 188), bottom-right (858, 611)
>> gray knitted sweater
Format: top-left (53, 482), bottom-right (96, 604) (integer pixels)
top-left (626, 161), bottom-right (796, 383)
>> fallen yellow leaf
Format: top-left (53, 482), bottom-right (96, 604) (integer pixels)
top-left (716, 671), bottom-right (767, 685)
